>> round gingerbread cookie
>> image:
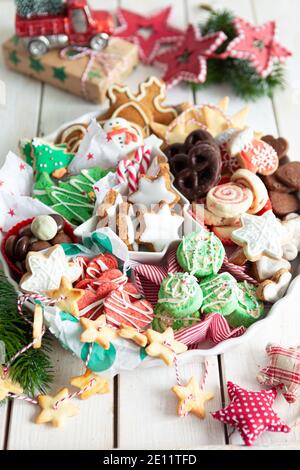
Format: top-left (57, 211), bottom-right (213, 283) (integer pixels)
top-left (226, 281), bottom-right (264, 328)
top-left (199, 272), bottom-right (239, 316)
top-left (176, 231), bottom-right (225, 278)
top-left (152, 305), bottom-right (200, 332)
top-left (157, 272), bottom-right (203, 317)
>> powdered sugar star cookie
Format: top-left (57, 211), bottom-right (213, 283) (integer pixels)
top-left (231, 211), bottom-right (283, 261)
top-left (138, 204), bottom-right (184, 252)
top-left (20, 245), bottom-right (82, 295)
top-left (129, 171), bottom-right (180, 207)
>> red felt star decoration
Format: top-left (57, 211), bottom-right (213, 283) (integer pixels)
top-left (114, 7), bottom-right (183, 64)
top-left (154, 24), bottom-right (227, 87)
top-left (212, 382), bottom-right (290, 446)
top-left (222, 18), bottom-right (292, 78)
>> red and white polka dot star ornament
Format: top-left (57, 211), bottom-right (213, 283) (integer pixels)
top-left (211, 381), bottom-right (290, 446)
top-left (222, 18), bottom-right (292, 78)
top-left (114, 7), bottom-right (183, 64)
top-left (155, 24), bottom-right (227, 87)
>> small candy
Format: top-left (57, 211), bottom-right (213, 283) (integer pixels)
top-left (29, 240), bottom-right (52, 252)
top-left (5, 234), bottom-right (17, 260)
top-left (157, 272), bottom-right (203, 317)
top-left (31, 215), bottom-right (58, 241)
top-left (176, 231), bottom-right (225, 278)
top-left (49, 214), bottom-right (65, 232)
top-left (14, 236), bottom-right (30, 261)
top-left (50, 232), bottom-right (73, 245)
top-left (226, 282), bottom-right (264, 328)
top-left (200, 272), bottom-right (239, 316)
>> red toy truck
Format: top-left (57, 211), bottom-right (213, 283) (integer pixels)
top-left (15, 0), bottom-right (114, 56)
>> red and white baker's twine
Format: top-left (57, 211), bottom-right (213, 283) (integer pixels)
top-left (117, 145), bottom-right (151, 192)
top-left (163, 340), bottom-right (209, 417)
top-left (60, 46), bottom-right (126, 99)
top-left (221, 256), bottom-right (258, 285)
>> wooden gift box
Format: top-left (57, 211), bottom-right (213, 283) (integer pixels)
top-left (2, 36), bottom-right (139, 103)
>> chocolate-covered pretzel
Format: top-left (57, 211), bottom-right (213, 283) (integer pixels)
top-left (165, 131), bottom-right (222, 201)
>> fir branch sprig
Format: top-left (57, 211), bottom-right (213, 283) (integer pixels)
top-left (192, 8), bottom-right (286, 101)
top-left (0, 271), bottom-right (53, 397)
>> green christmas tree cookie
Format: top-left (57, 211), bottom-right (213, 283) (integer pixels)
top-left (46, 167), bottom-right (110, 225)
top-left (33, 172), bottom-right (55, 207)
top-left (31, 138), bottom-right (74, 178)
top-left (19, 138), bottom-right (33, 166)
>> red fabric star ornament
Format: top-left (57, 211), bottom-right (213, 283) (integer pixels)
top-left (212, 381), bottom-right (290, 446)
top-left (155, 24), bottom-right (227, 87)
top-left (223, 18), bottom-right (292, 78)
top-left (114, 7), bottom-right (183, 64)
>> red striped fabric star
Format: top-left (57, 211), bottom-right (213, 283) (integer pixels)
top-left (212, 381), bottom-right (290, 446)
top-left (114, 7), bottom-right (183, 64)
top-left (155, 24), bottom-right (227, 87)
top-left (222, 18), bottom-right (292, 78)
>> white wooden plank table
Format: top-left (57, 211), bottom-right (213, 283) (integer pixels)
top-left (0, 0), bottom-right (299, 450)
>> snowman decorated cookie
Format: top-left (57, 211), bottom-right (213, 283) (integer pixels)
top-left (69, 118), bottom-right (144, 174)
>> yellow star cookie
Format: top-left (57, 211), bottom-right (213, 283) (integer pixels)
top-left (0, 367), bottom-right (23, 401)
top-left (118, 324), bottom-right (148, 348)
top-left (46, 276), bottom-right (84, 317)
top-left (70, 369), bottom-right (109, 400)
top-left (145, 327), bottom-right (187, 366)
top-left (33, 303), bottom-right (43, 349)
top-left (80, 314), bottom-right (117, 350)
top-left (35, 387), bottom-right (79, 427)
top-left (172, 376), bottom-right (214, 419)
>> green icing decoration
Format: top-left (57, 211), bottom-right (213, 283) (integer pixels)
top-left (9, 50), bottom-right (20, 65)
top-left (31, 138), bottom-right (74, 177)
top-left (177, 230), bottom-right (225, 278)
top-left (226, 281), bottom-right (264, 328)
top-left (81, 342), bottom-right (116, 372)
top-left (200, 272), bottom-right (239, 316)
top-left (152, 304), bottom-right (200, 332)
top-left (52, 66), bottom-right (67, 82)
top-left (33, 172), bottom-right (55, 206)
top-left (46, 167), bottom-right (109, 225)
top-left (30, 57), bottom-right (45, 72)
top-left (157, 272), bottom-right (203, 317)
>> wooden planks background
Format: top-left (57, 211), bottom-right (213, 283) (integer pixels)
top-left (0, 0), bottom-right (299, 449)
